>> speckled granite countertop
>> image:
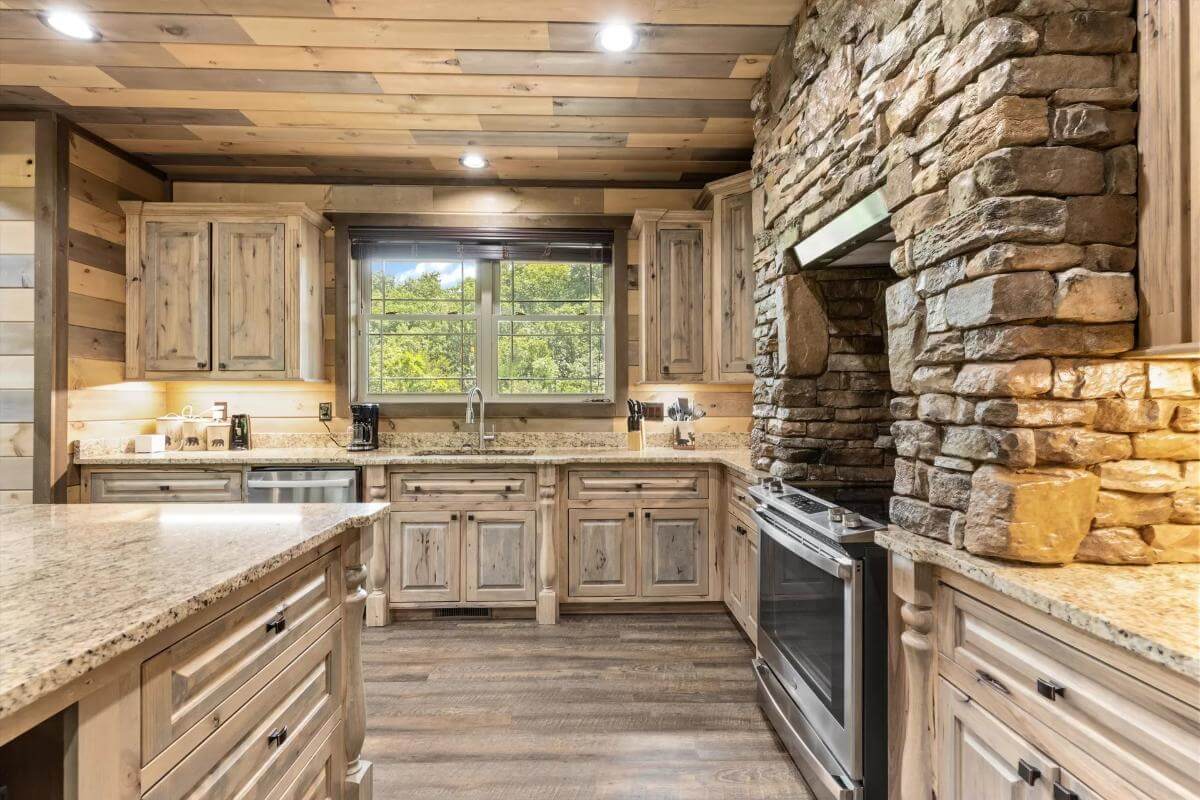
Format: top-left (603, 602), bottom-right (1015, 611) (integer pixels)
top-left (0, 502), bottom-right (388, 722)
top-left (75, 446), bottom-right (765, 483)
top-left (877, 526), bottom-right (1200, 681)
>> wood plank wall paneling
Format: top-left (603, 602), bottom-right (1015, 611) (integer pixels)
top-left (0, 121), bottom-right (35, 504)
top-left (153, 181), bottom-right (752, 438)
top-left (66, 129), bottom-right (168, 473)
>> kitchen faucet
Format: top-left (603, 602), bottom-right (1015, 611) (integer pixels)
top-left (465, 386), bottom-right (496, 450)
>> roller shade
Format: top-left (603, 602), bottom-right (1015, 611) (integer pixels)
top-left (351, 227), bottom-right (614, 263)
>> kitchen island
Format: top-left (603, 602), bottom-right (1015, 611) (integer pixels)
top-left (0, 501), bottom-right (388, 800)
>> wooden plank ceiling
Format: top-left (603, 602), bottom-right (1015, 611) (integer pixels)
top-left (0, 1), bottom-right (796, 185)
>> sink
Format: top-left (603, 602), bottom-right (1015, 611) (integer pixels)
top-left (411, 448), bottom-right (535, 457)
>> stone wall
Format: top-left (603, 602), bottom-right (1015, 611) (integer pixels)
top-left (752, 0), bottom-right (1199, 564)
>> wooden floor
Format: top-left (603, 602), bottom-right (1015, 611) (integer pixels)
top-left (362, 612), bottom-right (813, 800)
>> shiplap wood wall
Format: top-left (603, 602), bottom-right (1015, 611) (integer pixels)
top-left (65, 131), bottom-right (168, 466)
top-left (0, 121), bottom-right (35, 504)
top-left (162, 181), bottom-right (752, 436)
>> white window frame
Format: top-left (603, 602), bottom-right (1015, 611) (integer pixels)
top-left (353, 254), bottom-right (615, 406)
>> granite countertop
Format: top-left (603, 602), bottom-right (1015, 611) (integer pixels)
top-left (877, 527), bottom-right (1200, 681)
top-left (0, 502), bottom-right (388, 722)
top-left (75, 446), bottom-right (765, 483)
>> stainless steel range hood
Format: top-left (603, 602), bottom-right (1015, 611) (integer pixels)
top-left (791, 189), bottom-right (892, 269)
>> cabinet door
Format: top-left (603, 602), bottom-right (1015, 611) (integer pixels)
top-left (938, 678), bottom-right (1059, 800)
top-left (215, 221), bottom-right (286, 372)
top-left (718, 190), bottom-right (755, 380)
top-left (640, 507), bottom-right (709, 597)
top-left (465, 510), bottom-right (536, 602)
top-left (746, 538), bottom-right (759, 644)
top-left (143, 220), bottom-right (211, 372)
top-left (723, 515), bottom-right (747, 623)
top-left (567, 508), bottom-right (637, 598)
top-left (389, 511), bottom-right (461, 603)
top-left (654, 227), bottom-right (706, 379)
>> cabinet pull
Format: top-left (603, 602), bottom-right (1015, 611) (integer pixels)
top-left (1052, 783), bottom-right (1079, 800)
top-left (264, 612), bottom-right (287, 635)
top-left (1036, 677), bottom-right (1065, 701)
top-left (468, 514), bottom-right (475, 521)
top-left (735, 525), bottom-right (747, 536)
top-left (662, 366), bottom-right (670, 374)
top-left (1016, 760), bottom-right (1040, 786)
top-left (196, 361), bottom-right (206, 368)
top-left (450, 513), bottom-right (458, 520)
top-left (627, 512), bottom-right (634, 518)
top-left (267, 726), bottom-right (288, 747)
top-left (975, 669), bottom-right (1009, 695)
top-left (644, 511), bottom-right (651, 519)
top-left (412, 484), bottom-right (422, 492)
top-left (634, 482), bottom-right (644, 489)
top-left (158, 484), bottom-right (171, 491)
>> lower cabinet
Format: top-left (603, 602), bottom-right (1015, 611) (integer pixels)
top-left (389, 511), bottom-right (462, 603)
top-left (465, 510), bottom-right (537, 602)
top-left (567, 508), bottom-right (638, 597)
top-left (388, 502), bottom-right (537, 606)
top-left (564, 495), bottom-right (714, 602)
top-left (722, 511), bottom-right (758, 642)
top-left (641, 506), bottom-right (708, 597)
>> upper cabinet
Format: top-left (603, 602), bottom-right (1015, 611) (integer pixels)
top-left (631, 171), bottom-right (757, 384)
top-left (705, 172), bottom-right (757, 383)
top-left (121, 202), bottom-right (329, 381)
top-left (633, 209), bottom-right (712, 383)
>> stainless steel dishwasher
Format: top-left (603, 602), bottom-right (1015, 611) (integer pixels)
top-left (246, 467), bottom-right (359, 503)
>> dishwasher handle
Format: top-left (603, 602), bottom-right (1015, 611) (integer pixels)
top-left (247, 477), bottom-right (354, 489)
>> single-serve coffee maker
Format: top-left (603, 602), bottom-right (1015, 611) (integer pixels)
top-left (349, 403), bottom-right (380, 451)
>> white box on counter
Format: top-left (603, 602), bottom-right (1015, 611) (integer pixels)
top-left (134, 434), bottom-right (166, 453)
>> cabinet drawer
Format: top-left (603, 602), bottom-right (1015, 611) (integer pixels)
top-left (90, 470), bottom-right (243, 503)
top-left (145, 622), bottom-right (342, 800)
top-left (726, 473), bottom-right (756, 521)
top-left (142, 552), bottom-right (340, 766)
top-left (939, 587), bottom-right (1200, 800)
top-left (390, 471), bottom-right (534, 503)
top-left (267, 719), bottom-right (343, 800)
top-left (567, 469), bottom-right (707, 500)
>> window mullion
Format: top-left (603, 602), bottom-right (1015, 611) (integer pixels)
top-left (479, 260), bottom-right (497, 402)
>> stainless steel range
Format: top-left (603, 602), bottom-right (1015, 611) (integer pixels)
top-left (750, 479), bottom-right (890, 800)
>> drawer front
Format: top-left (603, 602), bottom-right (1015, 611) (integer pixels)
top-left (142, 552), bottom-right (340, 765)
top-left (939, 587), bottom-right (1200, 800)
top-left (90, 470), bottom-right (244, 503)
top-left (267, 719), bottom-right (343, 800)
top-left (726, 473), bottom-right (756, 521)
top-left (390, 471), bottom-right (535, 503)
top-left (145, 622), bottom-right (342, 800)
top-left (567, 469), bottom-right (707, 500)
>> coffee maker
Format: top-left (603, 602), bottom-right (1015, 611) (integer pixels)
top-left (349, 403), bottom-right (379, 451)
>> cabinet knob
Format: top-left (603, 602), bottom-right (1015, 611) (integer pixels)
top-left (662, 366), bottom-right (670, 374)
top-left (196, 361), bottom-right (206, 368)
top-left (450, 513), bottom-right (457, 520)
top-left (468, 514), bottom-right (475, 521)
top-left (1016, 760), bottom-right (1040, 786)
top-left (218, 362), bottom-right (227, 369)
top-left (735, 525), bottom-right (747, 535)
top-left (644, 511), bottom-right (651, 519)
top-left (1052, 783), bottom-right (1079, 800)
top-left (1035, 677), bottom-right (1065, 701)
top-left (627, 512), bottom-right (634, 518)
top-left (158, 484), bottom-right (170, 491)
top-left (265, 612), bottom-right (287, 635)
top-left (267, 726), bottom-right (288, 747)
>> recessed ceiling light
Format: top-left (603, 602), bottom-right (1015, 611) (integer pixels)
top-left (43, 9), bottom-right (99, 40)
top-left (459, 153), bottom-right (488, 169)
top-left (598, 22), bottom-right (636, 53)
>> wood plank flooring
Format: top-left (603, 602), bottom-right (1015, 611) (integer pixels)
top-left (362, 613), bottom-right (813, 800)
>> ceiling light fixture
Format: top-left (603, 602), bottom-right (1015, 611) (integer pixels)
top-left (43, 9), bottom-right (99, 40)
top-left (459, 152), bottom-right (488, 169)
top-left (598, 22), bottom-right (636, 53)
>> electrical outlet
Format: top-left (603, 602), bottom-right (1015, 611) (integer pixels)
top-left (318, 402), bottom-right (332, 422)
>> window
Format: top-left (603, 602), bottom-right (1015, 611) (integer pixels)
top-left (354, 232), bottom-right (615, 404)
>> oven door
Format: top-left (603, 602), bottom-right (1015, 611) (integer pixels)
top-left (756, 508), bottom-right (862, 780)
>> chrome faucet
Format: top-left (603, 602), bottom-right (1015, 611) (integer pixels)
top-left (465, 387), bottom-right (496, 450)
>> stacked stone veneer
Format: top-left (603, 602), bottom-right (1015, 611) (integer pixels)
top-left (752, 0), bottom-right (1199, 564)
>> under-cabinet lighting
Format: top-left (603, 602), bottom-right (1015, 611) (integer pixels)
top-left (459, 152), bottom-right (488, 169)
top-left (598, 22), bottom-right (637, 52)
top-left (43, 9), bottom-right (99, 40)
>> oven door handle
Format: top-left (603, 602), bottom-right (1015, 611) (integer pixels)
top-left (756, 512), bottom-right (855, 581)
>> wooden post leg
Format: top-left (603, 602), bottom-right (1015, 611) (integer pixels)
top-left (891, 552), bottom-right (935, 800)
top-left (343, 527), bottom-right (373, 800)
top-left (536, 464), bottom-right (558, 625)
top-left (363, 467), bottom-right (389, 628)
